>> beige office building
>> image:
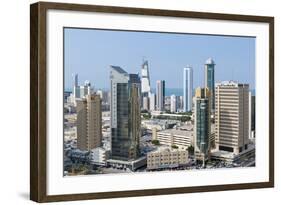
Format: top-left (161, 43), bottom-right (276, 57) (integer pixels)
top-left (215, 81), bottom-right (249, 155)
top-left (76, 94), bottom-right (102, 151)
top-left (147, 148), bottom-right (188, 170)
top-left (156, 128), bottom-right (193, 150)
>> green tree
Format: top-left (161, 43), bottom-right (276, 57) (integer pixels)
top-left (171, 145), bottom-right (178, 149)
top-left (151, 140), bottom-right (160, 145)
top-left (187, 145), bottom-right (194, 155)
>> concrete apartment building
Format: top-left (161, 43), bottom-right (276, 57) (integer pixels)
top-left (90, 147), bottom-right (109, 166)
top-left (76, 94), bottom-right (102, 151)
top-left (215, 81), bottom-right (249, 155)
top-left (147, 148), bottom-right (189, 170)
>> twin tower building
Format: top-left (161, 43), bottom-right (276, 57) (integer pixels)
top-left (76, 58), bottom-right (250, 163)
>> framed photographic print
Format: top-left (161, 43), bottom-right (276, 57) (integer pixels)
top-left (30, 1), bottom-right (274, 202)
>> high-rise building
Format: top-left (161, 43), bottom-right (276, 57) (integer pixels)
top-left (79, 80), bottom-right (92, 98)
top-left (143, 96), bottom-right (149, 111)
top-left (76, 94), bottom-right (102, 151)
top-left (204, 58), bottom-right (215, 113)
top-left (73, 73), bottom-right (78, 87)
top-left (215, 81), bottom-right (249, 154)
top-left (156, 80), bottom-right (165, 111)
top-left (170, 94), bottom-right (177, 113)
top-left (149, 93), bottom-right (156, 111)
top-left (141, 60), bottom-right (151, 94)
top-left (141, 60), bottom-right (151, 110)
top-left (110, 66), bottom-right (141, 161)
top-left (96, 90), bottom-right (103, 99)
top-left (251, 95), bottom-right (255, 138)
top-left (72, 73), bottom-right (80, 98)
top-left (194, 87), bottom-right (211, 163)
top-left (179, 96), bottom-right (184, 111)
top-left (183, 66), bottom-right (193, 112)
top-left (248, 92), bottom-right (255, 139)
top-left (248, 92), bottom-right (252, 139)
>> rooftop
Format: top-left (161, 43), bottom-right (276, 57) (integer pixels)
top-left (110, 65), bottom-right (127, 74)
top-left (158, 127), bottom-right (192, 136)
top-left (205, 58), bottom-right (215, 65)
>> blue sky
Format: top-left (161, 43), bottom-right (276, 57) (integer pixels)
top-left (64, 28), bottom-right (255, 90)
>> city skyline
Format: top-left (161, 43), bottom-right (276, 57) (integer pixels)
top-left (64, 28), bottom-right (255, 91)
top-left (63, 28), bottom-right (256, 176)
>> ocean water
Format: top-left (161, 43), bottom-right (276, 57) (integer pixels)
top-left (151, 88), bottom-right (184, 97)
top-left (66, 87), bottom-right (255, 97)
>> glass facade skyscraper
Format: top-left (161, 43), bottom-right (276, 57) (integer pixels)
top-left (204, 58), bottom-right (215, 113)
top-left (194, 87), bottom-right (211, 162)
top-left (110, 66), bottom-right (141, 161)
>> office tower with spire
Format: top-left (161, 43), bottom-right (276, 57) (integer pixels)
top-left (183, 66), bottom-right (193, 112)
top-left (215, 81), bottom-right (249, 154)
top-left (204, 58), bottom-right (215, 113)
top-left (110, 66), bottom-right (141, 160)
top-left (76, 94), bottom-right (102, 151)
top-left (156, 80), bottom-right (165, 111)
top-left (194, 87), bottom-right (211, 164)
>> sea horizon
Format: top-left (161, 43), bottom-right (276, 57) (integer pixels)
top-left (65, 87), bottom-right (256, 96)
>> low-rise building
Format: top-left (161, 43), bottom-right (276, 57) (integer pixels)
top-left (147, 148), bottom-right (189, 170)
top-left (142, 119), bottom-right (179, 131)
top-left (156, 127), bottom-right (193, 150)
top-left (64, 126), bottom-right (77, 141)
top-left (90, 147), bottom-right (109, 166)
top-left (107, 156), bottom-right (147, 171)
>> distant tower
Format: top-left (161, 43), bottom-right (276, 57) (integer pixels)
top-left (215, 81), bottom-right (249, 154)
top-left (73, 73), bottom-right (78, 87)
top-left (110, 66), bottom-right (141, 160)
top-left (183, 66), bottom-right (193, 112)
top-left (170, 94), bottom-right (177, 113)
top-left (76, 94), bottom-right (102, 151)
top-left (194, 87), bottom-right (211, 164)
top-left (149, 93), bottom-right (156, 111)
top-left (143, 96), bottom-right (149, 111)
top-left (204, 58), bottom-right (215, 113)
top-left (141, 60), bottom-right (151, 94)
top-left (72, 73), bottom-right (80, 98)
top-left (156, 80), bottom-right (165, 111)
top-left (141, 60), bottom-right (151, 110)
top-left (79, 80), bottom-right (92, 98)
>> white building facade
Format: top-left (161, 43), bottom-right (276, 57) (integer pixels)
top-left (183, 66), bottom-right (193, 112)
top-left (170, 94), bottom-right (177, 113)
